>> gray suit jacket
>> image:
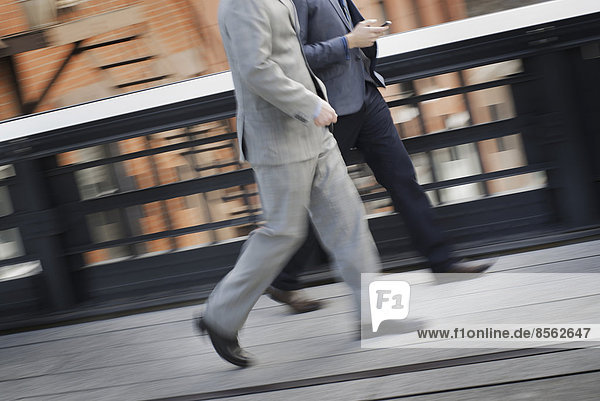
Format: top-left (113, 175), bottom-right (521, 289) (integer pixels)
top-left (292, 0), bottom-right (385, 116)
top-left (219, 0), bottom-right (330, 166)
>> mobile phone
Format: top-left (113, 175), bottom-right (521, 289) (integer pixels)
top-left (380, 21), bottom-right (392, 27)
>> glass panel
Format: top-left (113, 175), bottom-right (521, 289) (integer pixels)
top-left (84, 210), bottom-right (131, 264)
top-left (390, 104), bottom-right (422, 138)
top-left (0, 167), bottom-right (23, 264)
top-left (464, 60), bottom-right (524, 86)
top-left (65, 121), bottom-right (242, 192)
top-left (376, 60), bottom-right (541, 207)
top-left (432, 144), bottom-right (485, 204)
top-left (384, 68), bottom-right (521, 138)
top-left (59, 118), bottom-right (257, 266)
top-left (0, 165), bottom-right (16, 180)
top-left (410, 152), bottom-right (432, 184)
top-left (467, 86), bottom-right (517, 125)
top-left (72, 145), bottom-right (119, 200)
top-left (414, 73), bottom-right (463, 94)
top-left (380, 82), bottom-right (413, 102)
top-left (75, 166), bottom-right (119, 200)
top-left (411, 152), bottom-right (439, 206)
top-left (82, 184), bottom-right (262, 265)
top-left (0, 228), bottom-right (25, 261)
top-left (432, 144), bottom-right (482, 179)
top-left (479, 134), bottom-right (527, 172)
top-left (421, 93), bottom-right (470, 134)
top-left (438, 183), bottom-right (486, 205)
top-left (348, 164), bottom-right (392, 216)
top-left (0, 186), bottom-right (14, 217)
top-left (0, 262), bottom-right (42, 282)
top-left (477, 133), bottom-right (547, 194)
top-left (487, 172), bottom-right (547, 196)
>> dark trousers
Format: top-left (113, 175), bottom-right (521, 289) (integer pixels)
top-left (272, 84), bottom-right (453, 291)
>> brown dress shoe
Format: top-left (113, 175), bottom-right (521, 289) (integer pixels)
top-left (266, 286), bottom-right (323, 314)
top-left (195, 315), bottom-right (254, 368)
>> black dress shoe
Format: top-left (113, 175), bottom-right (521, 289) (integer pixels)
top-left (443, 258), bottom-right (495, 273)
top-left (434, 258), bottom-right (496, 284)
top-left (266, 286), bottom-right (323, 314)
top-left (194, 315), bottom-right (254, 368)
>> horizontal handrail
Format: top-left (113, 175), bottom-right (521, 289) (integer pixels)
top-left (60, 168), bottom-right (255, 214)
top-left (387, 74), bottom-right (534, 106)
top-left (65, 215), bottom-right (260, 255)
top-left (376, 0), bottom-right (599, 58)
top-left (46, 132), bottom-right (238, 175)
top-left (360, 163), bottom-right (554, 203)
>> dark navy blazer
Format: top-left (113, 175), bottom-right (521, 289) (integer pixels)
top-left (292, 0), bottom-right (386, 116)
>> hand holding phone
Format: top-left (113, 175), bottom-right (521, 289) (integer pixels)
top-left (346, 20), bottom-right (390, 48)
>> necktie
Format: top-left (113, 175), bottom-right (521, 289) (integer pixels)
top-left (339, 0), bottom-right (352, 24)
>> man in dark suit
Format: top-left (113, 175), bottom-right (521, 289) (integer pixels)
top-left (267, 0), bottom-right (494, 312)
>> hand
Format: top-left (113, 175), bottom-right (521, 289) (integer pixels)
top-left (345, 19), bottom-right (389, 48)
top-left (314, 101), bottom-right (337, 127)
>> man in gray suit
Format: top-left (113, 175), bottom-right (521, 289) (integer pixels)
top-left (267, 0), bottom-right (494, 311)
top-left (196, 0), bottom-right (381, 367)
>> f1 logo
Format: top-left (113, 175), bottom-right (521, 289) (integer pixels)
top-left (369, 281), bottom-right (411, 332)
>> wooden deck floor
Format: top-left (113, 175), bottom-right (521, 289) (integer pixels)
top-left (1, 239), bottom-right (599, 401)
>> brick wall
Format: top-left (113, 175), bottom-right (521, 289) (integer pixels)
top-left (1, 0), bottom-right (476, 120)
top-left (0, 0), bottom-right (215, 118)
top-left (0, 2), bottom-right (29, 37)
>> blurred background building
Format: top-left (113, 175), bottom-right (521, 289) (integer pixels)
top-left (0, 1), bottom-right (552, 275)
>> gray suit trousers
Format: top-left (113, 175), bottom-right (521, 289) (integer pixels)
top-left (204, 133), bottom-right (381, 336)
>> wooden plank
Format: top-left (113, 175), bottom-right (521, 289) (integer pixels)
top-left (489, 239), bottom-right (600, 272)
top-left (2, 297), bottom-right (597, 399)
top-left (1, 266), bottom-right (598, 355)
top-left (408, 372), bottom-right (600, 401)
top-left (2, 287), bottom-right (597, 382)
top-left (44, 6), bottom-right (146, 47)
top-left (1, 240), bottom-right (599, 400)
top-left (2, 265), bottom-right (599, 355)
top-left (0, 280), bottom-right (353, 349)
top-left (500, 255), bottom-right (600, 273)
top-left (217, 352), bottom-right (600, 401)
top-left (3, 344), bottom-right (598, 400)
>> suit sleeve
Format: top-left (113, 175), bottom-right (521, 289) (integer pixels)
top-left (222, 1), bottom-right (322, 126)
top-left (294, 0), bottom-right (348, 70)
